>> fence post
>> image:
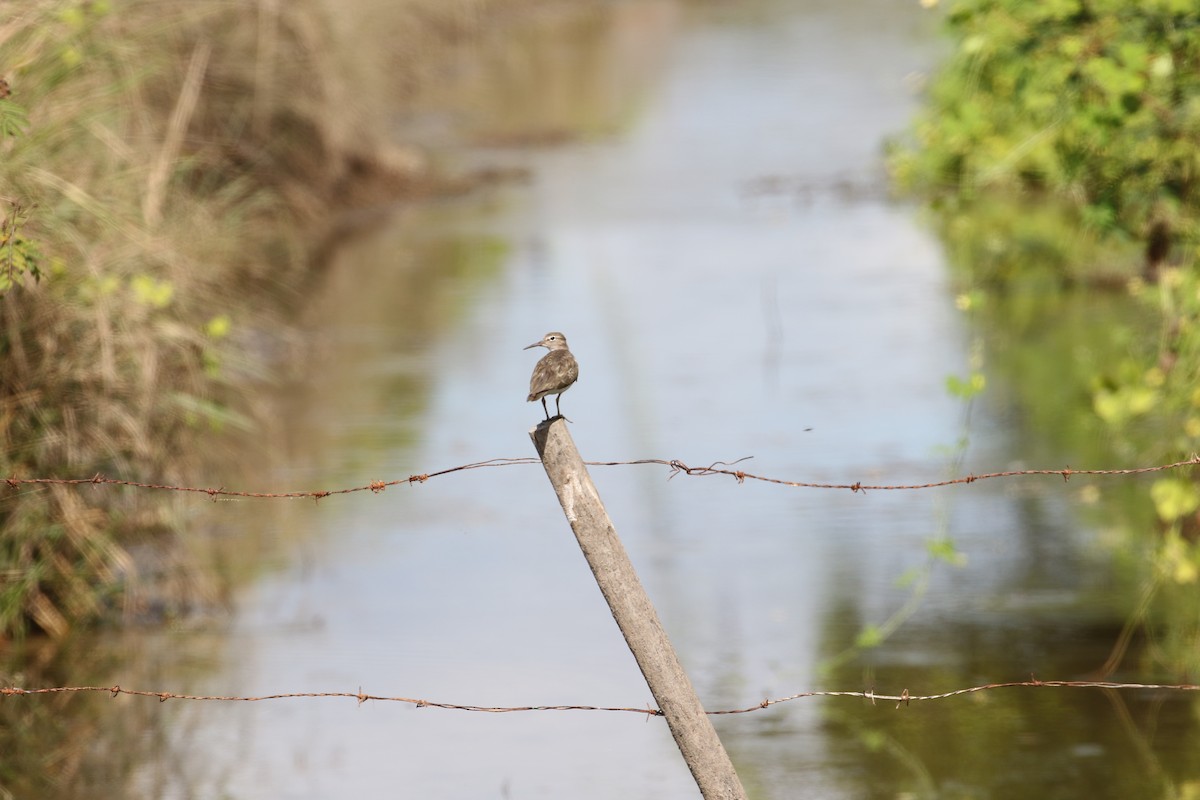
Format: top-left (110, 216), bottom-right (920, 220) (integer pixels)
top-left (530, 418), bottom-right (747, 800)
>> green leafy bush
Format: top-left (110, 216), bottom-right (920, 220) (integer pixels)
top-left (890, 0), bottom-right (1200, 272)
top-left (892, 0), bottom-right (1200, 675)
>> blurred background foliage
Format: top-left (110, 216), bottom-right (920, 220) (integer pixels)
top-left (890, 0), bottom-right (1200, 677)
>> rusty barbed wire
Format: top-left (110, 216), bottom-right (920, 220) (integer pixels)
top-left (598, 455), bottom-right (1200, 491)
top-left (2, 678), bottom-right (1196, 715)
top-left (0, 458), bottom-right (541, 501)
top-left (3, 455), bottom-right (1198, 501)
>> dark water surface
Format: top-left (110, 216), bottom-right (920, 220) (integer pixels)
top-left (106, 1), bottom-right (1197, 798)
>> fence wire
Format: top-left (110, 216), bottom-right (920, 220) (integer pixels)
top-left (4, 455), bottom-right (1198, 501)
top-left (4, 454), bottom-right (1199, 715)
top-left (3, 679), bottom-right (1197, 715)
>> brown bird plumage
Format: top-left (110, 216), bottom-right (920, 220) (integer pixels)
top-left (524, 332), bottom-right (579, 420)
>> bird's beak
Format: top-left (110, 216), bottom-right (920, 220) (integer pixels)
top-left (523, 341), bottom-right (543, 350)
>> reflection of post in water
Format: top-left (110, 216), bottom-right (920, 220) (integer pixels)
top-left (530, 418), bottom-right (747, 800)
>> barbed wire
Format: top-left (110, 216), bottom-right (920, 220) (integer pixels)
top-left (6, 462), bottom-right (1198, 723)
top-left (4, 455), bottom-right (1197, 501)
top-left (604, 455), bottom-right (1200, 491)
top-left (2, 678), bottom-right (1196, 714)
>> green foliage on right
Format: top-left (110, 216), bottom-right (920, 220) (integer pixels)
top-left (892, 1), bottom-right (1200, 677)
top-left (890, 0), bottom-right (1200, 270)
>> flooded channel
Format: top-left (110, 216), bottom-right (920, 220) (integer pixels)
top-left (21, 1), bottom-right (1200, 798)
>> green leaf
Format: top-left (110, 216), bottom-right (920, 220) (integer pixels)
top-left (946, 372), bottom-right (986, 399)
top-left (130, 274), bottom-right (174, 308)
top-left (855, 625), bottom-right (884, 649)
top-left (0, 99), bottom-right (29, 139)
top-left (1150, 479), bottom-right (1200, 524)
top-left (927, 537), bottom-right (966, 566)
top-left (205, 314), bottom-right (232, 339)
top-left (1156, 531), bottom-right (1199, 584)
top-left (1093, 385), bottom-right (1159, 425)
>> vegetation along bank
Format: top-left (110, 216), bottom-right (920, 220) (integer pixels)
top-left (0, 0), bottom-right (541, 640)
top-left (890, 0), bottom-right (1200, 676)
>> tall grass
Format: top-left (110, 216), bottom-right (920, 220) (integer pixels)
top-left (0, 0), bottom-right (452, 639)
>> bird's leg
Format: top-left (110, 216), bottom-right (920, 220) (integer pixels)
top-left (554, 395), bottom-right (572, 423)
top-left (541, 397), bottom-right (550, 420)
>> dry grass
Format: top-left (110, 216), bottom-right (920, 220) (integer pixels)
top-left (0, 0), bottom-right (472, 638)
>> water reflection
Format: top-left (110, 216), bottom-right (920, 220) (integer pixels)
top-left (7, 0), bottom-right (1199, 798)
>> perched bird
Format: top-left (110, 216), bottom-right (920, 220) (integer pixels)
top-left (524, 331), bottom-right (579, 420)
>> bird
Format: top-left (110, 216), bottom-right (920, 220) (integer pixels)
top-left (524, 332), bottom-right (579, 420)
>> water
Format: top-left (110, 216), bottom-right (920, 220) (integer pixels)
top-left (105, 1), bottom-right (1199, 798)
